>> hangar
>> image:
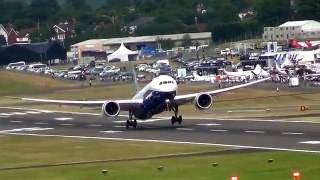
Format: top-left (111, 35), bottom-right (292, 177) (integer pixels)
top-left (0, 41), bottom-right (66, 66)
top-left (69, 32), bottom-right (212, 61)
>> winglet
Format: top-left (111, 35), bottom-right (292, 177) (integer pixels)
top-left (131, 61), bottom-right (140, 94)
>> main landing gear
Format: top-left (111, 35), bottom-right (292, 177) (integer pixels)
top-left (171, 105), bottom-right (182, 125)
top-left (126, 111), bottom-right (137, 129)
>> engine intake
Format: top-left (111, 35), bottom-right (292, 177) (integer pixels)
top-left (195, 93), bottom-right (212, 109)
top-left (102, 101), bottom-right (120, 117)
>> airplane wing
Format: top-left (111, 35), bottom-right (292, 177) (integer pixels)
top-left (172, 77), bottom-right (270, 106)
top-left (7, 96), bottom-right (143, 112)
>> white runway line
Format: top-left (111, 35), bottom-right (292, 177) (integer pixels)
top-left (0, 127), bottom-right (53, 133)
top-left (87, 124), bottom-right (102, 127)
top-left (282, 132), bottom-right (304, 135)
top-left (0, 113), bottom-right (12, 116)
top-left (60, 123), bottom-right (74, 126)
top-left (100, 130), bottom-right (123, 133)
top-left (9, 120), bottom-right (23, 123)
top-left (196, 123), bottom-right (221, 126)
top-left (34, 122), bottom-right (48, 125)
top-left (36, 110), bottom-right (54, 113)
top-left (176, 128), bottom-right (194, 131)
top-left (245, 130), bottom-right (265, 134)
top-left (299, 141), bottom-right (320, 145)
top-left (114, 125), bottom-right (126, 128)
top-left (54, 117), bottom-right (74, 121)
top-left (210, 129), bottom-right (228, 132)
top-left (10, 112), bottom-right (27, 115)
top-left (24, 111), bottom-right (42, 114)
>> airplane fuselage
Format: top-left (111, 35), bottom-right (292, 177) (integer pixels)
top-left (133, 90), bottom-right (176, 119)
top-left (131, 75), bottom-right (178, 119)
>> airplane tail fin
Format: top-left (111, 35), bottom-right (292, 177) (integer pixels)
top-left (131, 61), bottom-right (140, 95)
top-left (252, 64), bottom-right (262, 76)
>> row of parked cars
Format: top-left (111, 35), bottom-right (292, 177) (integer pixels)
top-left (135, 60), bottom-right (177, 76)
top-left (5, 61), bottom-right (133, 81)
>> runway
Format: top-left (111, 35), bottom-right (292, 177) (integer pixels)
top-left (0, 107), bottom-right (319, 153)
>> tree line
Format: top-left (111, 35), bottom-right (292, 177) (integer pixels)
top-left (1, 0), bottom-right (319, 48)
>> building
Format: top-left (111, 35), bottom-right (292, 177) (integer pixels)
top-left (52, 21), bottom-right (75, 42)
top-left (262, 20), bottom-right (320, 42)
top-left (70, 32), bottom-right (212, 60)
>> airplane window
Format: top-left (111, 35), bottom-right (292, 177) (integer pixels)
top-left (159, 82), bottom-right (162, 85)
top-left (163, 81), bottom-right (167, 84)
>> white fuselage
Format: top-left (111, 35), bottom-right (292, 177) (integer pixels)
top-left (131, 75), bottom-right (178, 119)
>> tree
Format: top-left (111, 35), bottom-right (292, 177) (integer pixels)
top-left (297, 0), bottom-right (320, 20)
top-left (158, 38), bottom-right (174, 50)
top-left (255, 0), bottom-right (291, 26)
top-left (181, 34), bottom-right (193, 47)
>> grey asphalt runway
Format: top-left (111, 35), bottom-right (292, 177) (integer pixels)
top-left (0, 107), bottom-right (319, 153)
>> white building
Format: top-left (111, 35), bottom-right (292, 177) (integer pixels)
top-left (262, 20), bottom-right (320, 42)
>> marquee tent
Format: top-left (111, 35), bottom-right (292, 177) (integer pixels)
top-left (107, 43), bottom-right (138, 62)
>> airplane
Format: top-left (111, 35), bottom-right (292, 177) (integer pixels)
top-left (221, 67), bottom-right (258, 80)
top-left (251, 64), bottom-right (270, 78)
top-left (288, 39), bottom-right (320, 50)
top-left (11, 74), bottom-right (270, 129)
top-left (189, 71), bottom-right (216, 82)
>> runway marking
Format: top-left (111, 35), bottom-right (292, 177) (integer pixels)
top-left (0, 113), bottom-right (12, 116)
top-left (10, 112), bottom-right (27, 115)
top-left (100, 130), bottom-right (123, 133)
top-left (87, 124), bottom-right (102, 127)
top-left (245, 130), bottom-right (265, 134)
top-left (5, 133), bottom-right (320, 154)
top-left (299, 141), bottom-right (320, 145)
top-left (24, 111), bottom-right (42, 114)
top-left (36, 110), bottom-right (54, 113)
top-left (55, 117), bottom-right (74, 121)
top-left (0, 127), bottom-right (53, 133)
top-left (60, 123), bottom-right (74, 126)
top-left (282, 132), bottom-right (304, 135)
top-left (9, 120), bottom-right (23, 123)
top-left (34, 122), bottom-right (48, 125)
top-left (210, 129), bottom-right (228, 132)
top-left (176, 128), bottom-right (194, 131)
top-left (196, 123), bottom-right (221, 126)
top-left (114, 125), bottom-right (126, 128)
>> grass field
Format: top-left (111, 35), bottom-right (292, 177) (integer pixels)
top-left (0, 136), bottom-right (319, 180)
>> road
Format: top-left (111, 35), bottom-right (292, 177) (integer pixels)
top-left (0, 107), bottom-right (319, 153)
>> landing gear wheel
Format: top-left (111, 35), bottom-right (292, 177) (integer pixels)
top-left (126, 120), bottom-right (130, 129)
top-left (178, 115), bottom-right (182, 124)
top-left (171, 116), bottom-right (175, 125)
top-left (133, 119), bottom-right (137, 128)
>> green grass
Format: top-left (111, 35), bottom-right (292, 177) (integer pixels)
top-left (0, 136), bottom-right (223, 168)
top-left (0, 136), bottom-right (319, 180)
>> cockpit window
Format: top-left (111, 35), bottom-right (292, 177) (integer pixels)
top-left (159, 82), bottom-right (162, 85)
top-left (163, 81), bottom-right (167, 84)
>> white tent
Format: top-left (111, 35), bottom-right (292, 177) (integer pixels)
top-left (107, 43), bottom-right (138, 62)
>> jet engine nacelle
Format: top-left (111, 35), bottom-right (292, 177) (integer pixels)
top-left (102, 101), bottom-right (120, 117)
top-left (194, 93), bottom-right (212, 109)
